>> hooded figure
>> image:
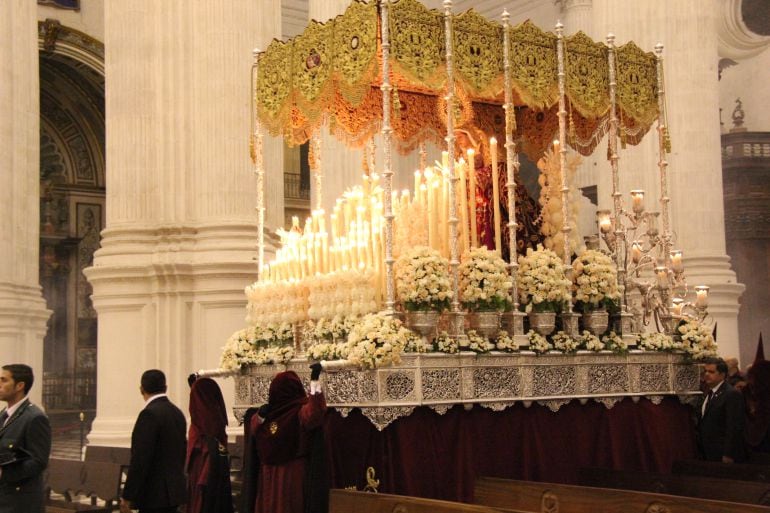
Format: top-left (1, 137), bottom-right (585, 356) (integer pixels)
top-left (242, 369), bottom-right (327, 513)
top-left (187, 378), bottom-right (233, 513)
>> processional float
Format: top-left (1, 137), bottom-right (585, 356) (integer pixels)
top-left (202, 0), bottom-right (711, 428)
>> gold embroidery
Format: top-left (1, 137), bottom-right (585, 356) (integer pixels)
top-left (508, 21), bottom-right (558, 109)
top-left (333, 0), bottom-right (378, 106)
top-left (616, 41), bottom-right (658, 127)
top-left (390, 0), bottom-right (445, 91)
top-left (454, 10), bottom-right (503, 99)
top-left (564, 31), bottom-right (609, 119)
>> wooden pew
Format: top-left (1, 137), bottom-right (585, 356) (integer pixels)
top-left (473, 476), bottom-right (770, 513)
top-left (83, 446), bottom-right (130, 466)
top-left (330, 489), bottom-right (527, 513)
top-left (673, 459), bottom-right (770, 483)
top-left (578, 467), bottom-right (770, 506)
top-left (46, 458), bottom-right (124, 513)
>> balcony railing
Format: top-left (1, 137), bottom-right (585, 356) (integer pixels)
top-left (43, 371), bottom-right (96, 411)
top-left (285, 173), bottom-right (310, 200)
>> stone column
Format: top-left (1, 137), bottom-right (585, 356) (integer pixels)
top-left (593, 0), bottom-right (744, 358)
top-left (86, 1), bottom-right (282, 446)
top-left (0, 0), bottom-right (50, 405)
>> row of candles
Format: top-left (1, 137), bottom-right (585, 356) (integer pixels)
top-left (596, 189), bottom-right (709, 314)
top-left (263, 137), bottom-right (510, 284)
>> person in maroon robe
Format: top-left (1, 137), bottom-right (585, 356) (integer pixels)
top-left (186, 377), bottom-right (233, 513)
top-left (242, 366), bottom-right (327, 513)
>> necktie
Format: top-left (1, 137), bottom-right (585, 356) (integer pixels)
top-left (0, 411), bottom-right (7, 427)
top-left (702, 389), bottom-right (713, 415)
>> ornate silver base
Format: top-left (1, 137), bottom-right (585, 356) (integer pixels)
top-left (405, 311), bottom-right (441, 339)
top-left (560, 311), bottom-right (580, 337)
top-left (582, 310), bottom-right (609, 336)
top-left (469, 311), bottom-right (501, 339)
top-left (528, 311), bottom-right (556, 336)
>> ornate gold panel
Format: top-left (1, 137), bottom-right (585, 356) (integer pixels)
top-left (508, 21), bottom-right (558, 109)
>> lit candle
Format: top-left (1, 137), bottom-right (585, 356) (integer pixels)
top-left (671, 298), bottom-right (684, 317)
top-left (631, 241), bottom-right (642, 263)
top-left (670, 250), bottom-right (683, 273)
top-left (425, 167), bottom-right (437, 250)
top-left (458, 158), bottom-right (469, 256)
top-left (442, 150), bottom-right (449, 171)
top-left (318, 209), bottom-right (326, 235)
top-left (490, 137), bottom-right (502, 254)
top-left (655, 266), bottom-right (669, 289)
top-left (630, 190), bottom-right (645, 214)
top-left (414, 170), bottom-right (422, 200)
top-left (439, 168), bottom-right (448, 256)
top-left (695, 285), bottom-right (709, 308)
top-left (467, 149), bottom-right (477, 247)
top-left (597, 210), bottom-right (612, 234)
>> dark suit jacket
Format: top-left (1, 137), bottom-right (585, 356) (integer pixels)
top-left (123, 396), bottom-right (187, 510)
top-left (697, 381), bottom-right (747, 462)
top-left (0, 400), bottom-right (51, 513)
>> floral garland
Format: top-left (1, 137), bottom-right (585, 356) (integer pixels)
top-left (459, 247), bottom-right (512, 312)
top-left (345, 313), bottom-right (411, 369)
top-left (527, 330), bottom-right (554, 354)
top-left (220, 324), bottom-right (295, 371)
top-left (676, 319), bottom-right (718, 359)
top-left (304, 314), bottom-right (360, 344)
top-left (579, 330), bottom-right (605, 351)
top-left (602, 331), bottom-right (627, 353)
top-left (637, 332), bottom-right (677, 351)
top-left (517, 245), bottom-right (572, 313)
top-left (552, 331), bottom-right (581, 353)
top-left (394, 246), bottom-right (453, 312)
top-left (434, 331), bottom-right (459, 354)
top-left (495, 332), bottom-right (518, 352)
top-left (464, 330), bottom-right (496, 353)
top-left (571, 249), bottom-right (620, 312)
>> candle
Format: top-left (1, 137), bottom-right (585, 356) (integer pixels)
top-left (490, 137), bottom-right (502, 254)
top-left (695, 285), bottom-right (709, 308)
top-left (458, 158), bottom-right (469, 256)
top-left (426, 168), bottom-right (437, 250)
top-left (670, 250), bottom-right (683, 273)
top-left (597, 210), bottom-right (612, 234)
top-left (671, 298), bottom-right (684, 317)
top-left (467, 150), bottom-right (477, 247)
top-left (630, 190), bottom-right (645, 214)
top-left (442, 151), bottom-right (449, 171)
top-left (318, 209), bottom-right (326, 235)
top-left (655, 266), bottom-right (669, 289)
top-left (330, 213), bottom-right (338, 241)
top-left (414, 170), bottom-right (422, 200)
top-left (631, 241), bottom-right (642, 263)
top-left (439, 168), bottom-right (448, 256)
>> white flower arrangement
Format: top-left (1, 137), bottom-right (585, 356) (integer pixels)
top-left (220, 324), bottom-right (295, 371)
top-left (571, 250), bottom-right (620, 313)
top-left (552, 331), bottom-right (580, 353)
top-left (637, 332), bottom-right (678, 351)
top-left (434, 331), bottom-right (459, 354)
top-left (676, 319), bottom-right (718, 359)
top-left (464, 330), bottom-right (496, 353)
top-left (306, 314), bottom-right (360, 344)
top-left (395, 246), bottom-right (453, 312)
top-left (344, 312), bottom-right (410, 369)
top-left (579, 330), bottom-right (605, 351)
top-left (459, 247), bottom-right (512, 312)
top-left (602, 331), bottom-right (627, 353)
top-left (495, 332), bottom-right (518, 352)
top-left (517, 245), bottom-right (572, 313)
top-left (403, 331), bottom-right (433, 353)
top-left (527, 330), bottom-right (553, 354)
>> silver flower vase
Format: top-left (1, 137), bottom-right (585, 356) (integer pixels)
top-left (582, 309), bottom-right (609, 336)
top-left (469, 311), bottom-right (501, 339)
top-left (528, 311), bottom-right (556, 336)
top-left (405, 310), bottom-right (441, 339)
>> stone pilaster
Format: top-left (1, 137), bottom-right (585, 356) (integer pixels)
top-left (0, 0), bottom-right (50, 405)
top-left (87, 1), bottom-right (283, 446)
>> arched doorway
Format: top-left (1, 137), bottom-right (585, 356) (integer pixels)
top-left (38, 19), bottom-right (104, 412)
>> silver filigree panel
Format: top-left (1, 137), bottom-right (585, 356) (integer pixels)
top-left (473, 367), bottom-right (521, 398)
top-left (639, 364), bottom-right (670, 392)
top-left (422, 369), bottom-right (461, 401)
top-left (383, 371), bottom-right (416, 401)
top-left (587, 365), bottom-right (629, 394)
top-left (674, 364), bottom-right (700, 391)
top-left (532, 366), bottom-right (576, 396)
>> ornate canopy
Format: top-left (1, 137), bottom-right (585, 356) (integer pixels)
top-left (254, 0), bottom-right (659, 161)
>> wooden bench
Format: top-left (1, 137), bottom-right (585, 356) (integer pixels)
top-left (329, 489), bottom-right (526, 513)
top-left (45, 458), bottom-right (123, 513)
top-left (673, 459), bottom-right (770, 483)
top-left (473, 476), bottom-right (770, 513)
top-left (578, 466), bottom-right (770, 506)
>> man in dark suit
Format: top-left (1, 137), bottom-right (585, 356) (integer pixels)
top-left (0, 364), bottom-right (51, 513)
top-left (121, 369), bottom-right (187, 513)
top-left (697, 357), bottom-right (747, 463)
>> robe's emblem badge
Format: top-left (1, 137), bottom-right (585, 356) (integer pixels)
top-left (269, 422), bottom-right (278, 435)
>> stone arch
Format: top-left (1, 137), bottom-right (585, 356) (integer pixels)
top-left (38, 19), bottom-right (104, 411)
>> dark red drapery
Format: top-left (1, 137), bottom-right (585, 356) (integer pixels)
top-left (323, 397), bottom-right (697, 502)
